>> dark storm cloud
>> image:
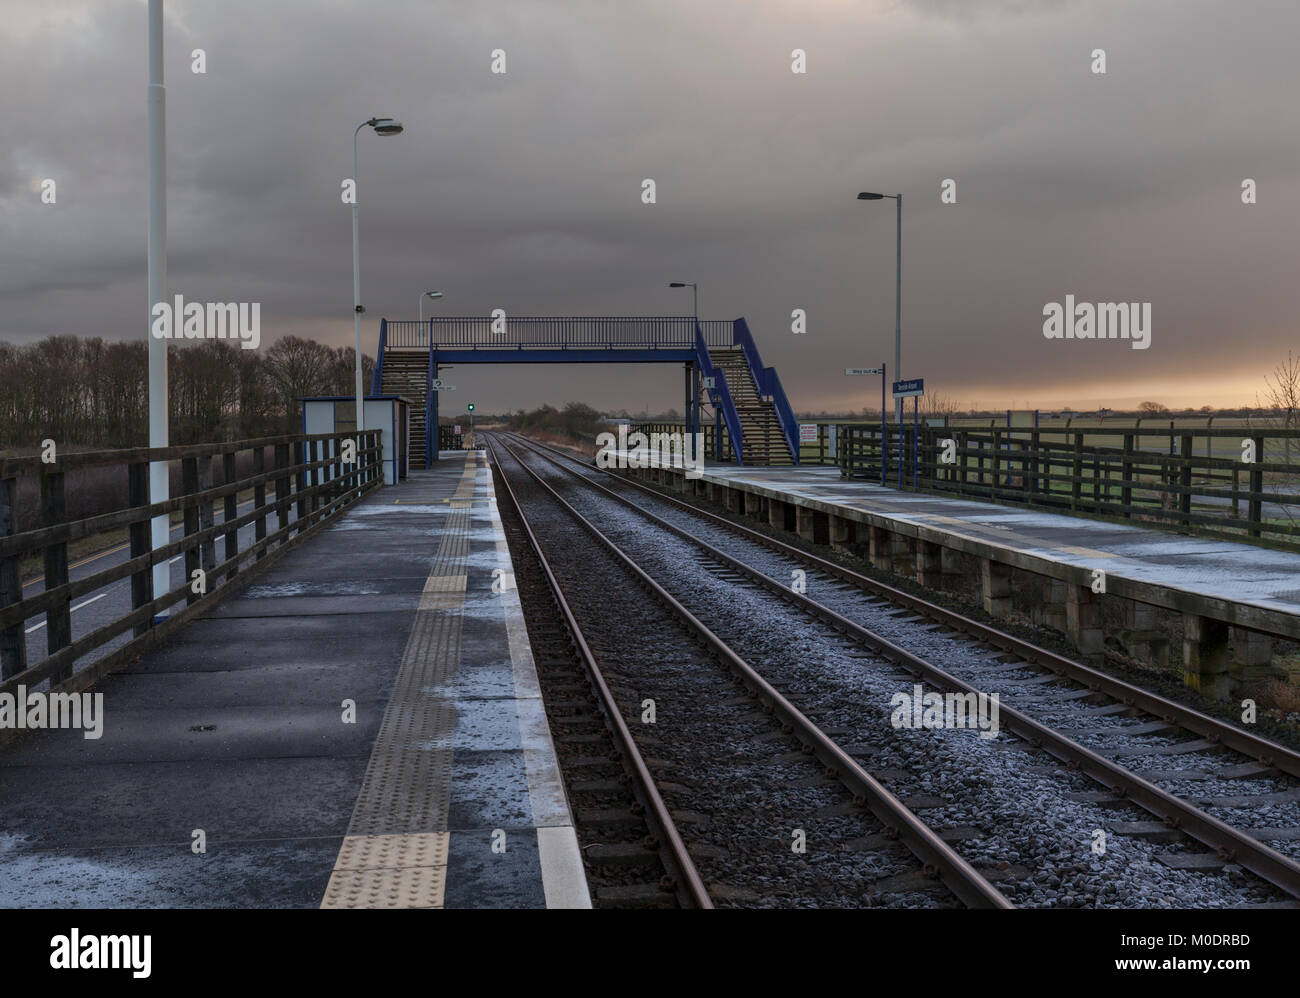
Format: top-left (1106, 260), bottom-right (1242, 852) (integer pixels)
top-left (2, 0), bottom-right (1299, 414)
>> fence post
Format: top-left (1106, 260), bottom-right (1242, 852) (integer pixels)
top-left (129, 461), bottom-right (153, 636)
top-left (1071, 432), bottom-right (1083, 511)
top-left (198, 455), bottom-right (215, 583)
top-left (253, 446), bottom-right (267, 561)
top-left (331, 436), bottom-right (342, 505)
top-left (275, 443), bottom-right (291, 538)
top-left (40, 467), bottom-right (72, 684)
top-left (0, 475), bottom-right (26, 679)
top-left (1030, 429), bottom-right (1040, 498)
top-left (309, 438), bottom-right (321, 518)
top-left (991, 428), bottom-right (1001, 503)
top-left (920, 426), bottom-right (932, 488)
top-left (1121, 433), bottom-right (1134, 518)
top-left (1248, 435), bottom-right (1264, 537)
top-left (1100, 448), bottom-right (1111, 512)
top-left (1179, 434), bottom-right (1193, 529)
top-left (223, 450), bottom-right (239, 583)
top-left (958, 430), bottom-right (968, 495)
top-left (182, 456), bottom-right (200, 607)
top-left (294, 440), bottom-right (307, 528)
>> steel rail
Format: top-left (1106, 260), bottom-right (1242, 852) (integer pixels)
top-left (491, 433), bottom-right (1014, 909)
top-left (518, 433), bottom-right (1300, 781)
top-left (505, 432), bottom-right (1300, 901)
top-left (485, 436), bottom-right (713, 909)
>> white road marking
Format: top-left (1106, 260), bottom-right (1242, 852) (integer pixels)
top-left (25, 593), bottom-right (109, 634)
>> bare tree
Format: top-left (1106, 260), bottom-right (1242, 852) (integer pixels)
top-left (0, 332), bottom-right (376, 447)
top-left (922, 392), bottom-right (962, 418)
top-left (1261, 351), bottom-right (1300, 466)
top-left (264, 337), bottom-right (336, 428)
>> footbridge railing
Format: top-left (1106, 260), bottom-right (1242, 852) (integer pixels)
top-left (386, 316), bottom-right (735, 350)
top-left (374, 315), bottom-right (798, 467)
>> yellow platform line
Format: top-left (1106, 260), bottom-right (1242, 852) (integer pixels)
top-left (321, 451), bottom-right (479, 909)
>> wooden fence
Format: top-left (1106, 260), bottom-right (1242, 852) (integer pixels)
top-left (0, 430), bottom-right (382, 699)
top-left (835, 423), bottom-right (1300, 550)
top-left (628, 417), bottom-right (1300, 552)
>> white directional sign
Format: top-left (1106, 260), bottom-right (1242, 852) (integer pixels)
top-left (845, 367), bottom-right (883, 376)
top-left (432, 380), bottom-right (456, 391)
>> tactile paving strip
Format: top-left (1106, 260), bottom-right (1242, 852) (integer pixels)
top-left (321, 863), bottom-right (449, 909)
top-left (333, 831), bottom-right (451, 870)
top-left (321, 452), bottom-right (480, 908)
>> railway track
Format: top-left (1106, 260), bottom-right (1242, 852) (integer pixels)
top-left (487, 434), bottom-right (1013, 908)
top-left (491, 444), bottom-right (707, 908)
top-left (495, 430), bottom-right (1300, 907)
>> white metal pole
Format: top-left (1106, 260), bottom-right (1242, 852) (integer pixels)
top-left (692, 283), bottom-right (699, 438)
top-left (894, 193), bottom-right (903, 427)
top-left (352, 126), bottom-right (365, 439)
top-left (147, 0), bottom-right (170, 617)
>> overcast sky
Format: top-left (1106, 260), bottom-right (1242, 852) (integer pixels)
top-left (3, 0), bottom-right (1298, 415)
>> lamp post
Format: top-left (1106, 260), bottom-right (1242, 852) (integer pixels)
top-left (670, 282), bottom-right (699, 437)
top-left (857, 191), bottom-right (902, 426)
top-left (352, 117), bottom-right (404, 442)
top-left (146, 0), bottom-right (170, 617)
top-left (418, 290), bottom-right (444, 322)
top-left (669, 281), bottom-right (698, 327)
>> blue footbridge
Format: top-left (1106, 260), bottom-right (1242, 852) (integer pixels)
top-left (370, 316), bottom-right (801, 467)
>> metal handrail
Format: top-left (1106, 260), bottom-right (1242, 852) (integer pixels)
top-left (370, 318), bottom-right (387, 395)
top-left (732, 318), bottom-right (799, 464)
top-left (383, 316), bottom-right (735, 350)
top-left (695, 326), bottom-right (744, 465)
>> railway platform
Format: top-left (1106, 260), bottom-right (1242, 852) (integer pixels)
top-left (0, 450), bottom-right (590, 909)
top-left (623, 458), bottom-right (1300, 698)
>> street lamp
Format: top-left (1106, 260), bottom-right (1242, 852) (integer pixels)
top-left (146, 0), bottom-right (170, 617)
top-left (352, 116), bottom-right (404, 443)
top-left (419, 290), bottom-right (444, 322)
top-left (670, 282), bottom-right (700, 439)
top-left (857, 191), bottom-right (902, 425)
top-left (668, 281), bottom-right (698, 329)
